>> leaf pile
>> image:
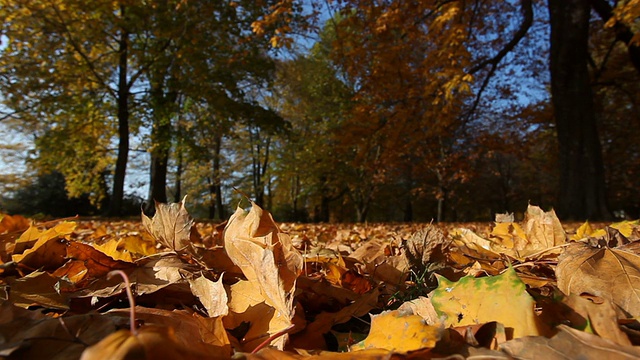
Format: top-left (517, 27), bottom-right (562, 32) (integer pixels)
top-left (2, 202), bottom-right (640, 359)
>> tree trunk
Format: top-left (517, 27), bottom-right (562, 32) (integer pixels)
top-left (436, 190), bottom-right (446, 223)
top-left (146, 101), bottom-right (172, 212)
top-left (174, 144), bottom-right (182, 203)
top-left (404, 197), bottom-right (413, 222)
top-left (548, 0), bottom-right (611, 220)
top-left (147, 141), bottom-right (169, 206)
top-left (108, 18), bottom-right (130, 216)
top-left (209, 133), bottom-right (224, 220)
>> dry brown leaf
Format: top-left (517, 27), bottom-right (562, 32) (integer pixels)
top-left (0, 214), bottom-right (30, 234)
top-left (290, 287), bottom-right (380, 350)
top-left (11, 221), bottom-right (77, 270)
top-left (0, 305), bottom-right (117, 359)
top-left (106, 306), bottom-right (231, 357)
top-left (556, 241), bottom-right (640, 317)
top-left (223, 201), bottom-right (303, 350)
top-left (453, 205), bottom-right (566, 261)
top-left (239, 348), bottom-right (400, 359)
top-left (348, 239), bottom-right (409, 285)
top-left (52, 242), bottom-right (131, 286)
top-left (397, 296), bottom-right (441, 325)
top-left (6, 270), bottom-right (69, 310)
top-left (564, 294), bottom-right (632, 346)
top-left (188, 274), bottom-right (228, 318)
top-left (224, 279), bottom-right (294, 351)
top-left (73, 255), bottom-right (197, 300)
top-left (500, 324), bottom-right (640, 359)
top-left (141, 196), bottom-right (195, 252)
top-left (404, 225), bottom-right (450, 269)
top-left (80, 325), bottom-right (220, 360)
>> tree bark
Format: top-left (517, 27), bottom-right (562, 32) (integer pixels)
top-left (174, 143), bottom-right (183, 203)
top-left (108, 17), bottom-right (130, 216)
top-left (146, 89), bottom-right (174, 212)
top-left (209, 133), bottom-right (224, 220)
top-left (548, 0), bottom-right (611, 220)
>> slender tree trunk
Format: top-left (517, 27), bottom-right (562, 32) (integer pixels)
top-left (404, 197), bottom-right (413, 222)
top-left (210, 133), bottom-right (224, 220)
top-left (548, 0), bottom-right (611, 220)
top-left (250, 127), bottom-right (270, 207)
top-left (174, 144), bottom-right (182, 203)
top-left (109, 18), bottom-right (130, 216)
top-left (436, 191), bottom-right (446, 223)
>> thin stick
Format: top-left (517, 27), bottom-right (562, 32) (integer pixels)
top-left (107, 270), bottom-right (137, 335)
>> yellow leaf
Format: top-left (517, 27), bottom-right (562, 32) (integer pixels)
top-left (431, 267), bottom-right (546, 338)
top-left (350, 310), bottom-right (442, 353)
top-left (93, 239), bottom-right (134, 262)
top-left (571, 221), bottom-right (594, 241)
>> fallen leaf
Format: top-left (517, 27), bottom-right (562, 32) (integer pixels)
top-left (80, 325), bottom-right (219, 360)
top-left (404, 225), bottom-right (450, 269)
top-left (350, 309), bottom-right (443, 353)
top-left (500, 324), bottom-right (640, 359)
top-left (224, 279), bottom-right (293, 352)
top-left (12, 221), bottom-right (77, 270)
top-left (52, 242), bottom-right (131, 286)
top-left (188, 274), bottom-right (228, 318)
top-left (556, 241), bottom-right (640, 317)
top-left (7, 270), bottom-right (69, 310)
top-left (453, 205), bottom-right (566, 261)
top-left (396, 296), bottom-right (441, 325)
top-left (0, 213), bottom-right (30, 234)
top-left (142, 196), bottom-right (195, 253)
top-left (92, 239), bottom-right (134, 262)
top-left (564, 294), bottom-right (632, 346)
top-left (290, 287), bottom-right (380, 350)
top-left (106, 306), bottom-right (232, 357)
top-left (223, 201), bottom-right (303, 349)
top-left (0, 305), bottom-right (116, 359)
top-left (430, 267), bottom-right (544, 338)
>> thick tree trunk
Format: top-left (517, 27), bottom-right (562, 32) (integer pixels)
top-left (109, 21), bottom-right (130, 216)
top-left (548, 0), bottom-right (611, 220)
top-left (147, 141), bottom-right (169, 205)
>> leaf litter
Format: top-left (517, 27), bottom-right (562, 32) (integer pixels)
top-left (1, 203), bottom-right (640, 359)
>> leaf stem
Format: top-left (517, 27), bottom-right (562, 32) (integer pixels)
top-left (250, 324), bottom-right (295, 354)
top-left (107, 270), bottom-right (137, 335)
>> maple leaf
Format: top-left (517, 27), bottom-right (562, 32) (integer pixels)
top-left (430, 267), bottom-right (545, 338)
top-left (452, 205), bottom-right (566, 260)
top-left (500, 325), bottom-right (640, 359)
top-left (556, 240), bottom-right (640, 318)
top-left (141, 196), bottom-right (195, 253)
top-left (223, 201), bottom-right (303, 350)
top-left (350, 310), bottom-right (443, 353)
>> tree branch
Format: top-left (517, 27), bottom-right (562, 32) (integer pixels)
top-left (590, 0), bottom-right (640, 73)
top-left (464, 0), bottom-right (533, 122)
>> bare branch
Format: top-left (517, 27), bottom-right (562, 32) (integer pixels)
top-left (464, 0), bottom-right (533, 122)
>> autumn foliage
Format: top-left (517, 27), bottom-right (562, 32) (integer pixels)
top-left (1, 200), bottom-right (640, 359)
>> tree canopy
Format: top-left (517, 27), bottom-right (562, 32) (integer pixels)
top-left (1, 0), bottom-right (639, 221)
